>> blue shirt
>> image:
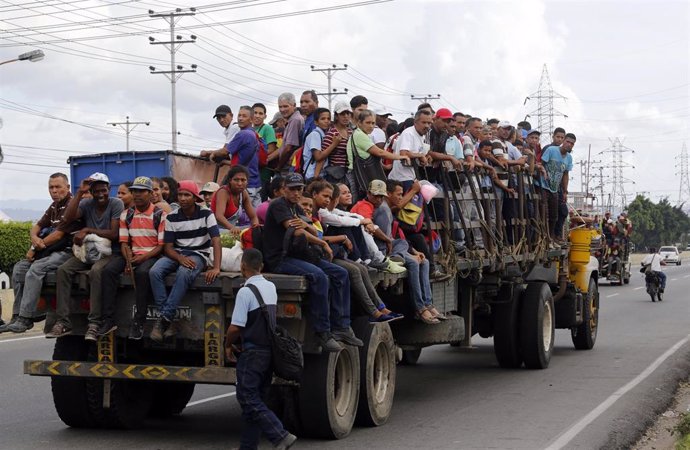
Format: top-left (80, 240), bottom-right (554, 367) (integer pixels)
top-left (303, 127), bottom-right (326, 179)
top-left (302, 113), bottom-right (316, 146)
top-left (226, 128), bottom-right (260, 188)
top-left (231, 274), bottom-right (278, 348)
top-left (541, 145), bottom-right (573, 193)
top-left (446, 135), bottom-right (463, 159)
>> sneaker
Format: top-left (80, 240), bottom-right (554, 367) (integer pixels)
top-left (275, 433), bottom-right (297, 449)
top-left (96, 319), bottom-right (118, 336)
top-left (128, 321), bottom-right (144, 340)
top-left (46, 321), bottom-right (72, 339)
top-left (332, 327), bottom-right (364, 347)
top-left (384, 259), bottom-right (407, 274)
top-left (150, 318), bottom-right (166, 343)
top-left (0, 315), bottom-right (17, 333)
top-left (8, 316), bottom-right (34, 333)
top-left (429, 270), bottom-right (447, 280)
top-left (163, 320), bottom-right (180, 339)
top-left (389, 255), bottom-right (405, 265)
top-left (315, 332), bottom-right (343, 352)
top-left (84, 323), bottom-right (99, 342)
top-left (367, 259), bottom-right (388, 270)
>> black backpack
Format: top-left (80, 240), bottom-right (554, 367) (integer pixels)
top-left (247, 284), bottom-right (303, 382)
top-left (125, 205), bottom-right (163, 230)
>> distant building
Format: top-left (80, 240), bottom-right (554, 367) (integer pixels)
top-left (0, 209), bottom-right (12, 222)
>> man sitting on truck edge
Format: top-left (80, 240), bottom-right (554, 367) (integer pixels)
top-left (99, 176), bottom-right (165, 339)
top-left (225, 248), bottom-right (297, 450)
top-left (263, 173), bottom-right (362, 352)
top-left (149, 180), bottom-right (222, 341)
top-left (2, 173), bottom-right (78, 334)
top-left (46, 173), bottom-right (125, 340)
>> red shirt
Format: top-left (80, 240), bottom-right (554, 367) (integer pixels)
top-left (350, 199), bottom-right (375, 220)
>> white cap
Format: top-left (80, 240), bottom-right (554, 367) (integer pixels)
top-left (498, 120), bottom-right (511, 128)
top-left (373, 108), bottom-right (392, 117)
top-left (88, 172), bottom-right (110, 184)
top-left (334, 101), bottom-right (352, 114)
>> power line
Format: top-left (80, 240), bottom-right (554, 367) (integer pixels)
top-left (107, 116), bottom-right (151, 152)
top-left (311, 64), bottom-right (348, 111)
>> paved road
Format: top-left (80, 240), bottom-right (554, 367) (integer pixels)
top-left (1, 261), bottom-right (689, 450)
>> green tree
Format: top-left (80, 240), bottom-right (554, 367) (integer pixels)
top-left (626, 195), bottom-right (690, 250)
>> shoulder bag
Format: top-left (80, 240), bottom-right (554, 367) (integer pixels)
top-left (351, 136), bottom-right (385, 195)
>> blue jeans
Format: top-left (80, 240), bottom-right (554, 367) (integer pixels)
top-left (655, 271), bottom-right (667, 289)
top-left (236, 347), bottom-right (288, 449)
top-left (12, 252), bottom-right (71, 318)
top-left (274, 257), bottom-right (350, 333)
top-left (404, 253), bottom-right (432, 311)
top-left (149, 253), bottom-right (205, 321)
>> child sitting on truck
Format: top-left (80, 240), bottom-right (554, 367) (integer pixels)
top-left (149, 180), bottom-right (222, 341)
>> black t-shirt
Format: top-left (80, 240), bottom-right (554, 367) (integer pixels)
top-left (263, 197), bottom-right (303, 270)
top-left (428, 127), bottom-right (449, 183)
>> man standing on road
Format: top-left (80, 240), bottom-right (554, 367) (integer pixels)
top-left (225, 248), bottom-right (297, 450)
top-left (2, 173), bottom-right (78, 334)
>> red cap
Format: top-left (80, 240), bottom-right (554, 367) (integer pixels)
top-left (434, 108), bottom-right (453, 119)
top-left (177, 180), bottom-right (203, 202)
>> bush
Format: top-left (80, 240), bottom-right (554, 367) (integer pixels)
top-left (0, 222), bottom-right (32, 275)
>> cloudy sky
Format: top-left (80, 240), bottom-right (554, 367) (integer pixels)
top-left (1, 0), bottom-right (688, 213)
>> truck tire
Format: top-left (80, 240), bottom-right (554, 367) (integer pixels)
top-left (493, 285), bottom-right (524, 369)
top-left (352, 318), bottom-right (396, 427)
top-left (51, 336), bottom-right (97, 428)
top-left (571, 278), bottom-right (599, 350)
top-left (298, 345), bottom-right (360, 439)
top-left (149, 382), bottom-right (195, 417)
top-left (519, 282), bottom-right (555, 370)
top-left (400, 348), bottom-right (422, 365)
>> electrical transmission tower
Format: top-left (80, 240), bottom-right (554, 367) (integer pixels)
top-left (677, 142), bottom-right (690, 208)
top-left (311, 64), bottom-right (348, 111)
top-left (524, 64), bottom-right (567, 144)
top-left (148, 8), bottom-right (197, 152)
top-left (107, 116), bottom-right (150, 152)
top-left (599, 137), bottom-right (636, 214)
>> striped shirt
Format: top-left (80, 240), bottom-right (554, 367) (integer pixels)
top-left (164, 204), bottom-right (220, 264)
top-left (322, 126), bottom-right (352, 167)
top-left (37, 193), bottom-right (72, 230)
top-left (119, 204), bottom-right (165, 255)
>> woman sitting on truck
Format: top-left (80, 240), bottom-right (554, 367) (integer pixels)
top-left (161, 176), bottom-right (180, 210)
top-left (117, 181), bottom-right (134, 209)
top-left (151, 177), bottom-right (173, 213)
top-left (211, 165), bottom-right (259, 236)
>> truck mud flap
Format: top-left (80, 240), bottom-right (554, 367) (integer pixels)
top-left (389, 315), bottom-right (465, 348)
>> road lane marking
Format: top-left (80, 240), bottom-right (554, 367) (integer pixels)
top-left (187, 392), bottom-right (236, 407)
top-left (546, 334), bottom-right (690, 450)
top-left (684, 275), bottom-right (690, 278)
top-left (0, 335), bottom-right (44, 344)
top-left (671, 278), bottom-right (677, 281)
top-left (634, 287), bottom-right (644, 290)
top-left (606, 293), bottom-right (620, 298)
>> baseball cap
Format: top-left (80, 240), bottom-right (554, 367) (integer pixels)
top-left (334, 101), bottom-right (352, 115)
top-left (200, 181), bottom-right (220, 194)
top-left (269, 111), bottom-right (283, 125)
top-left (177, 180), bottom-right (203, 202)
top-left (373, 108), bottom-right (392, 117)
top-left (130, 176), bottom-right (153, 191)
top-left (368, 179), bottom-right (387, 196)
top-left (434, 108), bottom-right (453, 120)
top-left (88, 172), bottom-right (110, 184)
top-left (527, 129), bottom-right (541, 136)
top-left (498, 120), bottom-right (511, 128)
top-left (213, 105), bottom-right (232, 118)
top-left (285, 173), bottom-right (305, 188)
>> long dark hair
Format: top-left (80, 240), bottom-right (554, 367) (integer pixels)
top-left (161, 176), bottom-right (179, 204)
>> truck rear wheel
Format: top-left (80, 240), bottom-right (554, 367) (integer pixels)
top-left (493, 285), bottom-right (524, 369)
top-left (352, 318), bottom-right (396, 427)
top-left (298, 345), bottom-right (360, 439)
top-left (51, 336), bottom-right (96, 428)
top-left (519, 282), bottom-right (554, 370)
top-left (149, 382), bottom-right (195, 417)
top-left (571, 278), bottom-right (599, 350)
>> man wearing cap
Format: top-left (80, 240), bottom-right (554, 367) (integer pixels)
top-left (148, 180), bottom-right (221, 341)
top-left (200, 181), bottom-right (220, 208)
top-left (98, 176), bottom-right (166, 339)
top-left (273, 92), bottom-right (304, 171)
top-left (428, 108), bottom-right (466, 181)
top-left (263, 173), bottom-right (362, 352)
top-left (47, 173), bottom-right (125, 340)
top-left (370, 109), bottom-right (391, 148)
top-left (2, 173), bottom-right (77, 334)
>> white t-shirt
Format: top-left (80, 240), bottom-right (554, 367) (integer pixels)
top-left (388, 126), bottom-right (427, 182)
top-left (642, 254), bottom-right (662, 272)
top-left (370, 127), bottom-right (386, 146)
top-left (224, 123), bottom-right (240, 144)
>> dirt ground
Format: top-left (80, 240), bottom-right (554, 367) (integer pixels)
top-left (633, 380), bottom-right (690, 450)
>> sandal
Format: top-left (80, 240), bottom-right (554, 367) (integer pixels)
top-left (415, 308), bottom-right (440, 325)
top-left (428, 306), bottom-right (448, 321)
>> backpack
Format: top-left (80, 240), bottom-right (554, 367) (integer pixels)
top-left (125, 205), bottom-right (163, 231)
top-left (247, 284), bottom-right (303, 382)
top-left (240, 225), bottom-right (264, 254)
top-left (230, 131), bottom-right (267, 168)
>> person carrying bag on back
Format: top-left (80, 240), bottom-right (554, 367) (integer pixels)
top-left (225, 248), bottom-right (297, 450)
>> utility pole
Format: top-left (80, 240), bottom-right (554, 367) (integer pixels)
top-left (311, 64), bottom-right (348, 111)
top-left (524, 64), bottom-right (567, 145)
top-left (599, 137), bottom-right (636, 214)
top-left (107, 116), bottom-right (150, 152)
top-left (411, 94), bottom-right (441, 104)
top-left (677, 142), bottom-right (690, 209)
top-left (149, 8), bottom-right (197, 152)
